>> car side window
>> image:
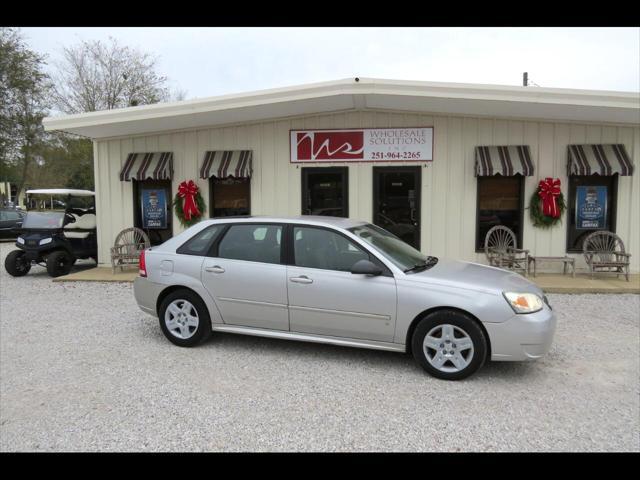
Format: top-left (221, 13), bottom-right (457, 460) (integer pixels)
top-left (217, 224), bottom-right (282, 264)
top-left (177, 225), bottom-right (223, 256)
top-left (293, 227), bottom-right (370, 272)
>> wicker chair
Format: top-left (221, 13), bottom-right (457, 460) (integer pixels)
top-left (484, 225), bottom-right (529, 276)
top-left (583, 231), bottom-right (631, 281)
top-left (110, 227), bottom-right (150, 274)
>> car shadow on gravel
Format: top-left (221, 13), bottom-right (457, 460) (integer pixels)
top-left (197, 331), bottom-right (542, 381)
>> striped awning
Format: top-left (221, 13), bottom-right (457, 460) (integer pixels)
top-left (568, 144), bottom-right (634, 176)
top-left (475, 146), bottom-right (534, 177)
top-left (200, 150), bottom-right (253, 179)
top-left (119, 152), bottom-right (173, 181)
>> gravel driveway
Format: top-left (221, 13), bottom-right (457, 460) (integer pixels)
top-left (0, 242), bottom-right (638, 452)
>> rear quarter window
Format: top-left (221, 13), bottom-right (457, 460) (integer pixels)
top-left (176, 225), bottom-right (223, 256)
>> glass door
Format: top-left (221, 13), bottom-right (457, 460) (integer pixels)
top-left (373, 167), bottom-right (421, 249)
top-left (301, 167), bottom-right (348, 217)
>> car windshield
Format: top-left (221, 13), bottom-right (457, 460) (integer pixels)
top-left (21, 211), bottom-right (65, 229)
top-left (348, 223), bottom-right (434, 271)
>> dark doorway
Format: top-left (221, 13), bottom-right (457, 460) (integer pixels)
top-left (373, 166), bottom-right (421, 249)
top-left (209, 178), bottom-right (251, 218)
top-left (301, 167), bottom-right (348, 217)
top-left (133, 179), bottom-right (172, 246)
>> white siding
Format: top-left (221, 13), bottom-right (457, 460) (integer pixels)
top-left (93, 111), bottom-right (640, 273)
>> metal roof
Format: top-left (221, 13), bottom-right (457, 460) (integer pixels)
top-left (42, 77), bottom-right (640, 139)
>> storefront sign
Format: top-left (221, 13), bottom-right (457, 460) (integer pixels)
top-left (576, 185), bottom-right (607, 230)
top-left (141, 188), bottom-right (167, 229)
top-left (290, 128), bottom-right (433, 163)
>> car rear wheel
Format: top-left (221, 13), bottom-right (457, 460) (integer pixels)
top-left (46, 250), bottom-right (74, 277)
top-left (4, 250), bottom-right (31, 277)
top-left (411, 310), bottom-right (488, 380)
top-left (158, 290), bottom-right (212, 347)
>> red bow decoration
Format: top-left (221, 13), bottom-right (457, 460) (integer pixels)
top-left (538, 177), bottom-right (562, 218)
top-left (178, 180), bottom-right (201, 221)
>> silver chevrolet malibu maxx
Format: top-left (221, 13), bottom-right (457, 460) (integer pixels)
top-left (133, 216), bottom-right (556, 380)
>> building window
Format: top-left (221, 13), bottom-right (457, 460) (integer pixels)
top-left (476, 176), bottom-right (524, 251)
top-left (566, 175), bottom-right (617, 252)
top-left (301, 167), bottom-right (348, 217)
top-left (209, 178), bottom-right (250, 217)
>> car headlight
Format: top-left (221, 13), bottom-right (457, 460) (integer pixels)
top-left (39, 237), bottom-right (53, 246)
top-left (17, 237), bottom-right (25, 245)
top-left (503, 292), bottom-right (544, 314)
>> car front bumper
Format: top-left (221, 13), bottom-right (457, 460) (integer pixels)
top-left (484, 305), bottom-right (557, 361)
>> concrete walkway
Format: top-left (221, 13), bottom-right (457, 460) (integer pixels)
top-left (53, 266), bottom-right (138, 283)
top-left (53, 265), bottom-right (640, 293)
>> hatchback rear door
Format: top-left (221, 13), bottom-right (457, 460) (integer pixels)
top-left (201, 223), bottom-right (289, 331)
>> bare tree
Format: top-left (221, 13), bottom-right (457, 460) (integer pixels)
top-left (50, 37), bottom-right (172, 114)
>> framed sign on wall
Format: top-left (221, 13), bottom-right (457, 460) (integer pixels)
top-left (290, 128), bottom-right (434, 163)
top-left (575, 185), bottom-right (607, 230)
top-left (141, 188), bottom-right (168, 229)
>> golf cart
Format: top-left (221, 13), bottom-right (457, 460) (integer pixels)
top-left (4, 189), bottom-right (97, 278)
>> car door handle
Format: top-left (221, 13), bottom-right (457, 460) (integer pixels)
top-left (205, 265), bottom-right (225, 274)
top-left (289, 275), bottom-right (313, 284)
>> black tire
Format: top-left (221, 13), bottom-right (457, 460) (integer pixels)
top-left (158, 289), bottom-right (212, 347)
top-left (411, 310), bottom-right (488, 381)
top-left (46, 250), bottom-right (74, 277)
top-left (4, 250), bottom-right (31, 277)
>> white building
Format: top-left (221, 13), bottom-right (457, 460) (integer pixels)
top-left (43, 78), bottom-right (640, 273)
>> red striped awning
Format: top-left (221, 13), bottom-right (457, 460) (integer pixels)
top-left (568, 144), bottom-right (634, 176)
top-left (200, 150), bottom-right (253, 179)
top-left (119, 152), bottom-right (173, 181)
top-left (475, 146), bottom-right (534, 176)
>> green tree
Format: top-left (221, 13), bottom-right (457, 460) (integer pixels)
top-left (0, 27), bottom-right (52, 203)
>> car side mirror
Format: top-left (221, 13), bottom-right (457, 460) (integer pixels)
top-left (351, 259), bottom-right (383, 276)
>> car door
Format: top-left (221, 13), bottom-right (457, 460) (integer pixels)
top-left (201, 223), bottom-right (289, 331)
top-left (286, 225), bottom-right (397, 342)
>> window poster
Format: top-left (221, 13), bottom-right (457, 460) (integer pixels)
top-left (576, 185), bottom-right (607, 230)
top-left (141, 188), bottom-right (167, 229)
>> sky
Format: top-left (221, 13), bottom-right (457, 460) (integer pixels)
top-left (20, 27), bottom-right (640, 101)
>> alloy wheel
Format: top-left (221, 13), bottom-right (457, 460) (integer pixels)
top-left (423, 324), bottom-right (474, 373)
top-left (164, 299), bottom-right (200, 340)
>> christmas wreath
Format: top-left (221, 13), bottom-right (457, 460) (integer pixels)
top-left (173, 180), bottom-right (206, 227)
top-left (529, 177), bottom-right (566, 229)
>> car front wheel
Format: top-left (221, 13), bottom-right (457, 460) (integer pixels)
top-left (4, 250), bottom-right (31, 277)
top-left (411, 310), bottom-right (488, 380)
top-left (158, 289), bottom-right (212, 347)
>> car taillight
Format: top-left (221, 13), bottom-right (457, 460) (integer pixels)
top-left (139, 249), bottom-right (147, 277)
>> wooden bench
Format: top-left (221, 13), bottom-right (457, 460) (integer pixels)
top-left (528, 256), bottom-right (575, 278)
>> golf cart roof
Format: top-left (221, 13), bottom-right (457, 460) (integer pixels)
top-left (26, 189), bottom-right (95, 197)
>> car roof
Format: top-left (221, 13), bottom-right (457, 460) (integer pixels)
top-left (202, 215), bottom-right (367, 229)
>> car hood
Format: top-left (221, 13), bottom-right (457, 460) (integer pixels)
top-left (405, 257), bottom-right (543, 295)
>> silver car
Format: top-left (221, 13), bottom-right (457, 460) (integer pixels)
top-left (134, 216), bottom-right (556, 380)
